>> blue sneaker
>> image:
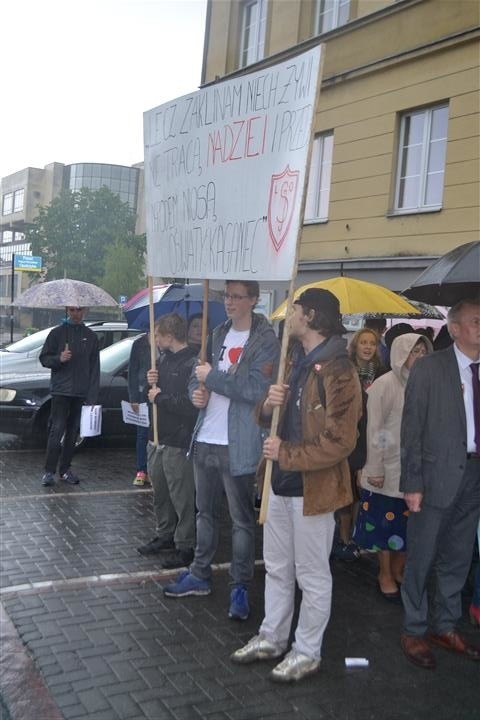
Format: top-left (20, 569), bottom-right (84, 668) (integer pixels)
top-left (163, 570), bottom-right (211, 597)
top-left (229, 585), bottom-right (249, 620)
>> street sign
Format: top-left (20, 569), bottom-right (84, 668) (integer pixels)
top-left (119, 295), bottom-right (128, 305)
top-left (14, 255), bottom-right (42, 272)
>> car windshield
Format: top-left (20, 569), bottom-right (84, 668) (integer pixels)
top-left (100, 335), bottom-right (141, 374)
top-left (4, 327), bottom-right (53, 353)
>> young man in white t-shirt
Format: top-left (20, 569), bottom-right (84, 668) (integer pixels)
top-left (162, 280), bottom-right (280, 621)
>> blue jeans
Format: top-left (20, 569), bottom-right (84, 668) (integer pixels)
top-left (190, 442), bottom-right (255, 586)
top-left (136, 424), bottom-right (149, 473)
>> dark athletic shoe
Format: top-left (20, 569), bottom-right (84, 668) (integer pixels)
top-left (137, 537), bottom-right (175, 555)
top-left (60, 469), bottom-right (80, 485)
top-left (42, 472), bottom-right (55, 487)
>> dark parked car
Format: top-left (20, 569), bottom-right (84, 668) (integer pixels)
top-left (0, 335), bottom-right (143, 447)
top-left (0, 322), bottom-right (139, 375)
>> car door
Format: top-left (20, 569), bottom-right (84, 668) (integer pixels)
top-left (100, 363), bottom-right (140, 443)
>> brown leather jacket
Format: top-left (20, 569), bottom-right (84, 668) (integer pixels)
top-left (257, 348), bottom-right (362, 515)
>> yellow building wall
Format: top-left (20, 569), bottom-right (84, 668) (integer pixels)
top-left (268, 0), bottom-right (302, 55)
top-left (303, 39), bottom-right (479, 262)
top-left (202, 0), bottom-right (479, 266)
top-left (204, 0), bottom-right (479, 84)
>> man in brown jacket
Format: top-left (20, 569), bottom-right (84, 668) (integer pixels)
top-left (231, 288), bottom-right (362, 682)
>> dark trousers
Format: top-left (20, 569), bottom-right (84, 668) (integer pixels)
top-left (44, 395), bottom-right (84, 475)
top-left (402, 458), bottom-right (480, 636)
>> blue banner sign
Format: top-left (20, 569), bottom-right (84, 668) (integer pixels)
top-left (14, 255), bottom-right (42, 272)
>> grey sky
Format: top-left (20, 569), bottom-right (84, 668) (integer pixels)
top-left (1, 0), bottom-right (207, 177)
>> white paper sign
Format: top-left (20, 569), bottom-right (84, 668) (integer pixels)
top-left (121, 401), bottom-right (150, 427)
top-left (80, 405), bottom-right (102, 437)
top-left (144, 45), bottom-right (322, 282)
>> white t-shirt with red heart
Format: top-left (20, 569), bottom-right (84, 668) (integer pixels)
top-left (196, 327), bottom-right (250, 445)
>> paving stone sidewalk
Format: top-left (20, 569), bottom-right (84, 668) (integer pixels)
top-left (1, 448), bottom-right (479, 720)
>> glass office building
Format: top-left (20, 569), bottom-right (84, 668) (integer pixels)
top-left (66, 163), bottom-right (139, 211)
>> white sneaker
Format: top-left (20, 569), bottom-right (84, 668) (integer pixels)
top-left (230, 634), bottom-right (284, 664)
top-left (270, 649), bottom-right (320, 682)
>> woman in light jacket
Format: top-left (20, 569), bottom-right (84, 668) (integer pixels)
top-left (354, 333), bottom-right (433, 601)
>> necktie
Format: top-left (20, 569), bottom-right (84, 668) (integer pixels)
top-left (470, 363), bottom-right (480, 454)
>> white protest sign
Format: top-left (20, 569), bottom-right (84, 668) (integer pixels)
top-left (144, 45), bottom-right (322, 282)
top-left (121, 401), bottom-right (150, 428)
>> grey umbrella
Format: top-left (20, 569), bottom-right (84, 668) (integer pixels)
top-left (13, 278), bottom-right (118, 308)
top-left (403, 241), bottom-right (480, 306)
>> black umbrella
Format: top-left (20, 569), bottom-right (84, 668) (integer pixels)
top-left (403, 241), bottom-right (480, 306)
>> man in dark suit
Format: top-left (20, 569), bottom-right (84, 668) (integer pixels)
top-left (399, 298), bottom-right (480, 669)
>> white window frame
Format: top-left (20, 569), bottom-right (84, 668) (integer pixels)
top-left (314, 0), bottom-right (350, 35)
top-left (13, 188), bottom-right (24, 213)
top-left (304, 132), bottom-right (334, 223)
top-left (2, 192), bottom-right (13, 216)
top-left (393, 103), bottom-right (449, 214)
top-left (239, 0), bottom-right (267, 68)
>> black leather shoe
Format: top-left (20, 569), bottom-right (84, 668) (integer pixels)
top-left (160, 549), bottom-right (194, 569)
top-left (137, 537), bottom-right (175, 555)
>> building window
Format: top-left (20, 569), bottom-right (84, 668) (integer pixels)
top-left (2, 192), bottom-right (13, 216)
top-left (13, 188), bottom-right (24, 213)
top-left (239, 0), bottom-right (267, 68)
top-left (394, 104), bottom-right (448, 213)
top-left (2, 231), bottom-right (13, 244)
top-left (314, 0), bottom-right (350, 34)
top-left (305, 132), bottom-right (334, 222)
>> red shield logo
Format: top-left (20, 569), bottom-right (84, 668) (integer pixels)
top-left (267, 166), bottom-right (299, 253)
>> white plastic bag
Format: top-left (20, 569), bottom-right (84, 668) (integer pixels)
top-left (80, 404), bottom-right (102, 437)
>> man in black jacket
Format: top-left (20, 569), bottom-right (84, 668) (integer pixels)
top-left (39, 306), bottom-right (100, 486)
top-left (137, 313), bottom-right (198, 569)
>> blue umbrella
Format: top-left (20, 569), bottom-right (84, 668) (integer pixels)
top-left (123, 283), bottom-right (227, 330)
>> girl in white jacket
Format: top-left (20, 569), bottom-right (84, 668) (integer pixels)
top-left (354, 332), bottom-right (433, 601)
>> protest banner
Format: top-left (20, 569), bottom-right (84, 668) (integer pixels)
top-left (144, 45), bottom-right (323, 282)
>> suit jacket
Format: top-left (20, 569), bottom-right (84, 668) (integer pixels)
top-left (400, 345), bottom-right (469, 509)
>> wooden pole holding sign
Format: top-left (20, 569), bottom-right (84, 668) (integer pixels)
top-left (259, 45), bottom-right (326, 525)
top-left (148, 275), bottom-right (159, 446)
top-left (200, 280), bottom-right (210, 365)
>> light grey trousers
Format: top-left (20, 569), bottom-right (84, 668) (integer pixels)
top-left (259, 493), bottom-right (336, 661)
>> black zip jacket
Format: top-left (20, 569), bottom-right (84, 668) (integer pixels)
top-left (128, 333), bottom-right (151, 404)
top-left (153, 345), bottom-right (198, 448)
top-left (39, 323), bottom-right (100, 404)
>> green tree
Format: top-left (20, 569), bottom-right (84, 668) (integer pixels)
top-left (102, 240), bottom-right (146, 301)
top-left (26, 186), bottom-right (146, 287)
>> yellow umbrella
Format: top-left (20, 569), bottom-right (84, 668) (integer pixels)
top-left (270, 277), bottom-right (420, 321)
